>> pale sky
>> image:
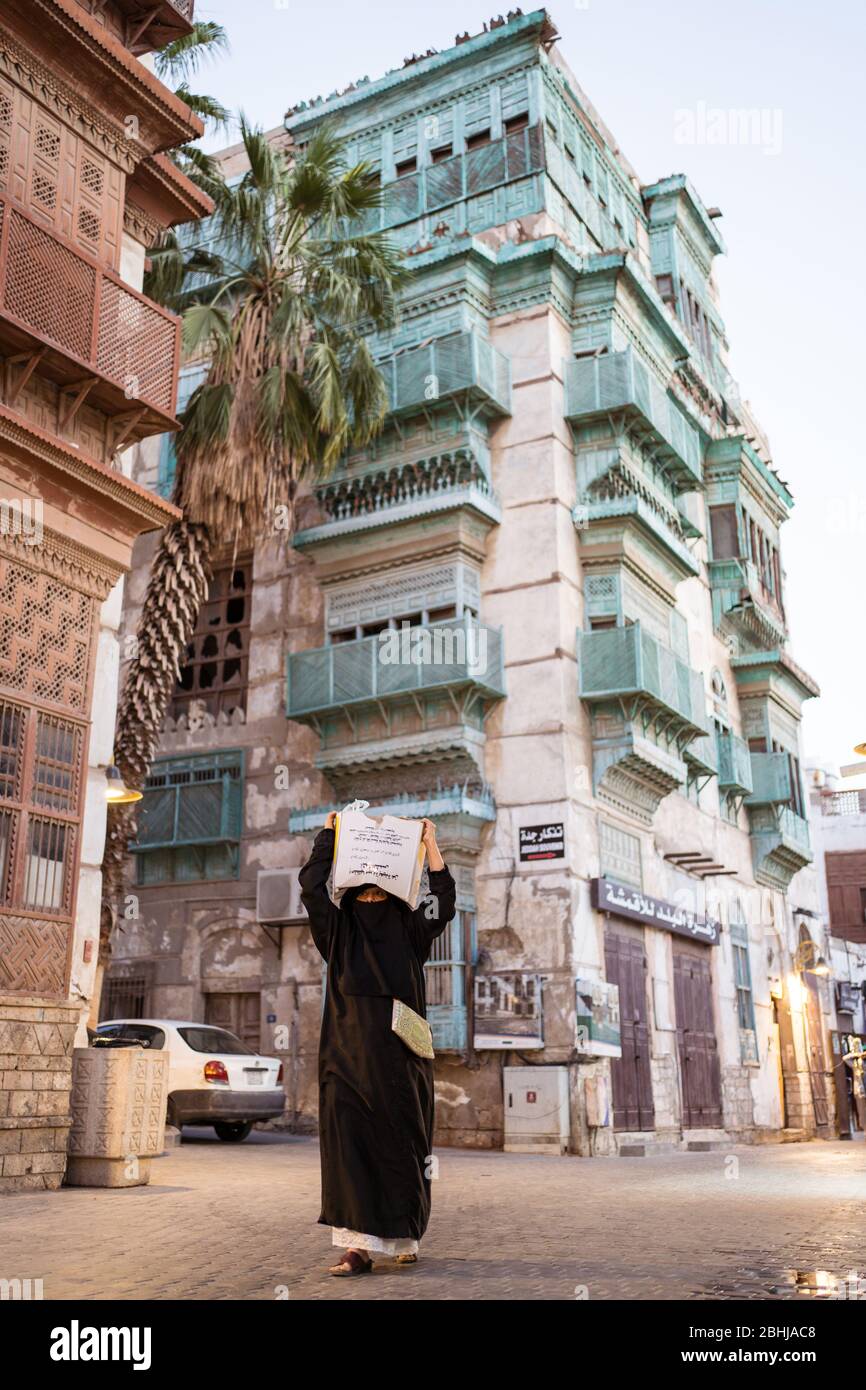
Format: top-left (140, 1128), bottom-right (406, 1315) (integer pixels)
top-left (192, 0), bottom-right (866, 777)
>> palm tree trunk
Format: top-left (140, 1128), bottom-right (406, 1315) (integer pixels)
top-left (99, 519), bottom-right (212, 956)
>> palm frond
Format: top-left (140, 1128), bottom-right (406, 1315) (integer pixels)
top-left (174, 86), bottom-right (231, 132)
top-left (153, 21), bottom-right (229, 84)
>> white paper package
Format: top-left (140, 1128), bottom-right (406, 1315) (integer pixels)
top-left (331, 802), bottom-right (426, 909)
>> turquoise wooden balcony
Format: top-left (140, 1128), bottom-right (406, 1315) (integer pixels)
top-left (716, 730), bottom-right (753, 796)
top-left (291, 781), bottom-right (493, 877)
top-left (744, 752), bottom-right (793, 806)
top-left (352, 123), bottom-right (545, 234)
top-left (578, 624), bottom-right (710, 818)
top-left (578, 624), bottom-right (707, 741)
top-left (748, 803), bottom-right (812, 889)
top-left (741, 752), bottom-right (811, 886)
top-left (683, 676), bottom-right (717, 785)
top-left (380, 330), bottom-right (511, 419)
top-left (289, 783), bottom-right (495, 833)
top-left (287, 620), bottom-right (505, 720)
top-left (708, 558), bottom-right (786, 645)
top-left (564, 348), bottom-right (703, 491)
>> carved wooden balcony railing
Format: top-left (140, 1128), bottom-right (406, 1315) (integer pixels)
top-left (354, 123), bottom-right (545, 233)
top-left (747, 800), bottom-right (812, 887)
top-left (683, 694), bottom-right (718, 784)
top-left (578, 623), bottom-right (708, 747)
top-left (744, 752), bottom-right (795, 807)
top-left (289, 782), bottom-right (496, 833)
top-left (380, 330), bottom-right (511, 419)
top-left (287, 619), bottom-right (505, 720)
top-left (708, 557), bottom-right (787, 645)
top-left (716, 730), bottom-right (753, 796)
top-left (564, 347), bottom-right (703, 491)
top-left (0, 191), bottom-right (180, 445)
top-left (314, 449), bottom-right (495, 523)
top-left (743, 751), bottom-right (811, 885)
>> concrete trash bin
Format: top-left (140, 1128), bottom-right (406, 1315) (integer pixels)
top-left (65, 1046), bottom-right (168, 1188)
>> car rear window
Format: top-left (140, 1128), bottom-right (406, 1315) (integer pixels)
top-left (122, 1025), bottom-right (166, 1049)
top-left (94, 1024), bottom-right (166, 1049)
top-left (178, 1027), bottom-right (254, 1055)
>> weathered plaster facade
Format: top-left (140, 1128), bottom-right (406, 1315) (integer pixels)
top-left (111, 9), bottom-right (837, 1155)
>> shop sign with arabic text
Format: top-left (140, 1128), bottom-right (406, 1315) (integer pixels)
top-left (590, 877), bottom-right (721, 945)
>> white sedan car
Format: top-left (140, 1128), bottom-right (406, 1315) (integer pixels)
top-left (94, 1019), bottom-right (286, 1142)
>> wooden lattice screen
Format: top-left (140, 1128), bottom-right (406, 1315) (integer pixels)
top-left (0, 555), bottom-right (95, 995)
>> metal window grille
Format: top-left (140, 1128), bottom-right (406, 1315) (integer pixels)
top-left (100, 973), bottom-right (150, 1023)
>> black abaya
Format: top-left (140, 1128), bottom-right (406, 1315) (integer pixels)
top-left (299, 828), bottom-right (457, 1240)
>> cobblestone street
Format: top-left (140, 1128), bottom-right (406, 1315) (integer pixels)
top-left (2, 1133), bottom-right (864, 1301)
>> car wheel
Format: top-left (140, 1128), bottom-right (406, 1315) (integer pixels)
top-left (214, 1121), bottom-right (253, 1143)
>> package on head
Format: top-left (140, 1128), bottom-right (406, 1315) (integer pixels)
top-left (332, 801), bottom-right (426, 909)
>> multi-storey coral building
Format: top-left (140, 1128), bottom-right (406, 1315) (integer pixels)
top-left (0, 0), bottom-right (211, 1190)
top-left (110, 9), bottom-right (837, 1153)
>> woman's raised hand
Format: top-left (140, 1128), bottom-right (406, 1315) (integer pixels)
top-left (324, 811), bottom-right (337, 830)
top-left (421, 818), bottom-right (445, 871)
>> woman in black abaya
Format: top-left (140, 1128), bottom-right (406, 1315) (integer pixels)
top-left (299, 814), bottom-right (456, 1276)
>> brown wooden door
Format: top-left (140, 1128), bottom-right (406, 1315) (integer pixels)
top-left (803, 980), bottom-right (830, 1130)
top-left (673, 946), bottom-right (723, 1128)
top-left (604, 932), bottom-right (654, 1131)
top-left (205, 992), bottom-right (261, 1053)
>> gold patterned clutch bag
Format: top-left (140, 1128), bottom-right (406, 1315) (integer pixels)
top-left (391, 999), bottom-right (435, 1059)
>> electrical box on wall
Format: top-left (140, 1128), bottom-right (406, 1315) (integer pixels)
top-left (256, 869), bottom-right (308, 925)
top-left (503, 1065), bottom-right (570, 1155)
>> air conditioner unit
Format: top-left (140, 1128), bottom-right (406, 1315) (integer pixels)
top-left (256, 869), bottom-right (308, 925)
top-left (503, 1064), bottom-right (570, 1155)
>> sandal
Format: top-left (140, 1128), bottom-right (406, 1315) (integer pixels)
top-left (395, 1252), bottom-right (418, 1265)
top-left (329, 1249), bottom-right (373, 1277)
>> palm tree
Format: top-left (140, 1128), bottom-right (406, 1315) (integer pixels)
top-left (101, 121), bottom-right (402, 927)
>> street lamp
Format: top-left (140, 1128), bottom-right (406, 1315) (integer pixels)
top-left (793, 938), bottom-right (830, 977)
top-left (104, 764), bottom-right (142, 804)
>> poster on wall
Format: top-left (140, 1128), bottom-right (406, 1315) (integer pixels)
top-left (518, 823), bottom-right (565, 863)
top-left (474, 972), bottom-right (544, 1049)
top-left (576, 978), bottom-right (622, 1058)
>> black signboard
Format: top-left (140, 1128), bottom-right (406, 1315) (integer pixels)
top-left (519, 822), bottom-right (565, 862)
top-left (590, 877), bottom-right (721, 946)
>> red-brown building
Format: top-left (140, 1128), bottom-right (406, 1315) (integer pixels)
top-left (0, 0), bottom-right (211, 1191)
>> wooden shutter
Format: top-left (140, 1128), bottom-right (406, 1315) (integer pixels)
top-left (709, 504), bottom-right (739, 559)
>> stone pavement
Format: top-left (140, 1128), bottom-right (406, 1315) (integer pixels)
top-left (1, 1132), bottom-right (864, 1300)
